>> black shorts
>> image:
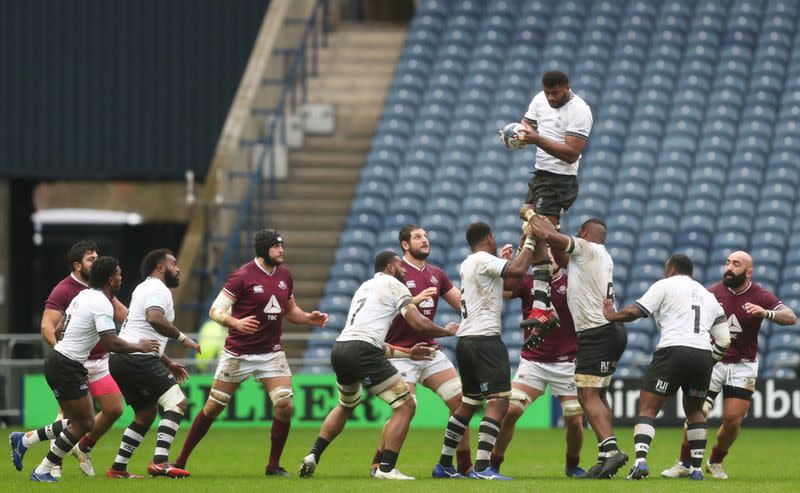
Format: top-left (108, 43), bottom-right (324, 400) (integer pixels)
top-left (109, 353), bottom-right (176, 410)
top-left (330, 340), bottom-right (398, 389)
top-left (456, 335), bottom-right (511, 402)
top-left (525, 170), bottom-right (579, 218)
top-left (44, 351), bottom-right (89, 401)
top-left (575, 323), bottom-right (627, 377)
top-left (642, 346), bottom-right (715, 399)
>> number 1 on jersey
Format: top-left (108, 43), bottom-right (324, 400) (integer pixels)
top-left (692, 305), bottom-right (700, 333)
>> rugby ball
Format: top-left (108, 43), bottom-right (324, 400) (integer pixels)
top-left (500, 123), bottom-right (527, 150)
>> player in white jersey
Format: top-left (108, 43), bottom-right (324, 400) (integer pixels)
top-left (106, 249), bottom-right (200, 479)
top-left (10, 257), bottom-right (158, 482)
top-left (506, 70), bottom-right (594, 343)
top-left (433, 222), bottom-right (534, 480)
top-left (604, 254), bottom-right (732, 481)
top-left (528, 215), bottom-right (628, 479)
top-left (299, 251), bottom-right (457, 480)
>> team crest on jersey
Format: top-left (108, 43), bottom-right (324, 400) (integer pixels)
top-left (406, 280), bottom-right (416, 288)
top-left (430, 276), bottom-right (438, 285)
top-left (558, 285), bottom-right (567, 294)
top-left (253, 285), bottom-right (264, 293)
top-left (278, 280), bottom-right (287, 290)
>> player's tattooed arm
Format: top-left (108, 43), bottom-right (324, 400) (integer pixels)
top-left (744, 302), bottom-right (797, 325)
top-left (284, 297), bottom-right (329, 327)
top-left (603, 298), bottom-right (645, 322)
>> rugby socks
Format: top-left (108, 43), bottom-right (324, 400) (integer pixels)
top-left (680, 443), bottom-right (692, 467)
top-left (175, 410), bottom-right (214, 468)
top-left (687, 422), bottom-right (708, 471)
top-left (633, 416), bottom-right (656, 463)
top-left (22, 419), bottom-right (68, 447)
top-left (310, 436), bottom-right (330, 463)
top-left (709, 445), bottom-right (727, 464)
top-left (456, 449), bottom-right (473, 475)
top-left (371, 449), bottom-right (383, 466)
top-left (153, 410), bottom-right (183, 464)
top-left (268, 418), bottom-right (290, 469)
top-left (600, 435), bottom-right (620, 459)
top-left (33, 429), bottom-right (78, 475)
top-left (378, 449), bottom-right (399, 473)
top-left (438, 414), bottom-right (468, 468)
top-left (475, 417), bottom-right (501, 472)
top-left (490, 452), bottom-right (504, 470)
top-left (77, 434), bottom-right (96, 454)
top-left (531, 260), bottom-right (553, 310)
top-left (111, 421), bottom-right (149, 471)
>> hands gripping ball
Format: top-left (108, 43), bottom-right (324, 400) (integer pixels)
top-left (499, 123), bottom-right (527, 150)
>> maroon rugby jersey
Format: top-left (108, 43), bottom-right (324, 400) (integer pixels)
top-left (511, 272), bottom-right (577, 363)
top-left (222, 260), bottom-right (294, 355)
top-left (384, 259), bottom-right (454, 348)
top-left (707, 281), bottom-right (782, 363)
top-left (45, 274), bottom-right (114, 359)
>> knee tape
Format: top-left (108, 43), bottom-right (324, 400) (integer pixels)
top-left (510, 388), bottom-right (532, 410)
top-left (337, 382), bottom-right (362, 408)
top-left (486, 390), bottom-right (512, 401)
top-left (269, 386), bottom-right (294, 406)
top-left (209, 388), bottom-right (232, 407)
top-left (575, 373), bottom-right (612, 388)
top-left (435, 377), bottom-right (462, 402)
top-left (158, 385), bottom-right (186, 414)
top-left (561, 399), bottom-right (583, 417)
top-left (375, 378), bottom-right (412, 409)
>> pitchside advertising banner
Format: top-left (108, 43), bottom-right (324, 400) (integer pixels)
top-left (23, 374), bottom-right (551, 429)
top-left (23, 375), bottom-right (800, 428)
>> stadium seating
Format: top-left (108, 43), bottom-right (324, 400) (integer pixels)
top-left (307, 0), bottom-right (800, 377)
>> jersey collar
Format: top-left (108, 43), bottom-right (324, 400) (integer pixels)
top-left (70, 273), bottom-right (89, 287)
top-left (403, 257), bottom-right (426, 272)
top-left (552, 272), bottom-right (563, 283)
top-left (254, 258), bottom-right (277, 276)
top-left (727, 281), bottom-right (752, 295)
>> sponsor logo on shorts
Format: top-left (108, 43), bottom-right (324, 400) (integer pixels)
top-left (480, 382), bottom-right (489, 392)
top-left (568, 382), bottom-right (576, 391)
top-left (80, 383), bottom-right (88, 390)
top-left (253, 285), bottom-right (264, 293)
top-left (655, 379), bottom-right (669, 394)
top-left (362, 376), bottom-right (372, 386)
top-left (600, 361), bottom-right (610, 374)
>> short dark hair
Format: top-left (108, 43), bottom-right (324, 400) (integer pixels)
top-left (90, 256), bottom-right (119, 289)
top-left (140, 248), bottom-right (173, 279)
top-left (67, 240), bottom-right (98, 268)
top-left (580, 218), bottom-right (606, 231)
top-left (398, 224), bottom-right (423, 249)
top-left (542, 70), bottom-right (569, 88)
top-left (374, 250), bottom-right (399, 273)
top-left (466, 222), bottom-right (492, 249)
top-left (667, 254), bottom-right (694, 276)
top-left (254, 229), bottom-right (283, 259)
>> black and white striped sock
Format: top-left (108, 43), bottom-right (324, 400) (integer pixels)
top-left (22, 419), bottom-right (69, 447)
top-left (600, 435), bottom-right (620, 457)
top-left (439, 414), bottom-right (468, 468)
top-left (112, 421), bottom-right (149, 471)
top-left (634, 416), bottom-right (656, 462)
top-left (33, 429), bottom-right (78, 475)
top-left (153, 410), bottom-right (183, 464)
top-left (531, 261), bottom-right (552, 310)
top-left (687, 422), bottom-right (708, 471)
top-left (475, 416), bottom-right (501, 472)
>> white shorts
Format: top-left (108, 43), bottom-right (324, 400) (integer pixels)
top-left (84, 355), bottom-right (111, 383)
top-left (214, 350), bottom-right (292, 383)
top-left (390, 350), bottom-right (455, 384)
top-left (512, 359), bottom-right (577, 397)
top-left (709, 360), bottom-right (758, 394)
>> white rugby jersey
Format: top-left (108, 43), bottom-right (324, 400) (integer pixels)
top-left (457, 251), bottom-right (508, 337)
top-left (119, 277), bottom-right (174, 356)
top-left (635, 275), bottom-right (725, 351)
top-left (566, 237), bottom-right (615, 332)
top-left (524, 91), bottom-right (593, 175)
top-left (55, 289), bottom-right (116, 363)
top-left (337, 273), bottom-right (414, 349)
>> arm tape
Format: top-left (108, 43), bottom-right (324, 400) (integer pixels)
top-left (210, 291), bottom-right (235, 325)
top-left (384, 344), bottom-right (411, 359)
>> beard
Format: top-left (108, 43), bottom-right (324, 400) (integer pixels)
top-left (79, 265), bottom-right (91, 282)
top-left (266, 253), bottom-right (283, 267)
top-left (722, 270), bottom-right (746, 288)
top-left (393, 270), bottom-right (405, 283)
top-left (409, 247), bottom-right (429, 261)
top-left (164, 270), bottom-right (180, 288)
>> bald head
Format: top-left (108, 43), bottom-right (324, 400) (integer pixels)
top-left (578, 218), bottom-right (607, 244)
top-left (722, 250), bottom-right (753, 289)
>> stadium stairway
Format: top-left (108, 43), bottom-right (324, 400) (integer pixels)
top-left (266, 23), bottom-right (406, 357)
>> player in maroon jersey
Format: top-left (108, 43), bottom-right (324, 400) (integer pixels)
top-left (175, 229), bottom-right (328, 476)
top-left (662, 251), bottom-right (796, 479)
top-left (368, 225), bottom-right (472, 476)
top-left (491, 248), bottom-right (586, 477)
top-left (39, 240), bottom-right (129, 477)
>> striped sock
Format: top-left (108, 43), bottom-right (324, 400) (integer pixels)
top-left (23, 419), bottom-right (69, 447)
top-left (687, 422), bottom-right (708, 470)
top-left (112, 421), bottom-right (149, 471)
top-left (633, 416), bottom-right (656, 462)
top-left (153, 410), bottom-right (183, 464)
top-left (600, 436), bottom-right (619, 457)
top-left (475, 417), bottom-right (501, 472)
top-left (34, 429), bottom-right (77, 475)
top-left (531, 261), bottom-right (552, 310)
top-left (439, 414), bottom-right (468, 468)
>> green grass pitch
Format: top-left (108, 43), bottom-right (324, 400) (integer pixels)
top-left (5, 427), bottom-right (798, 492)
